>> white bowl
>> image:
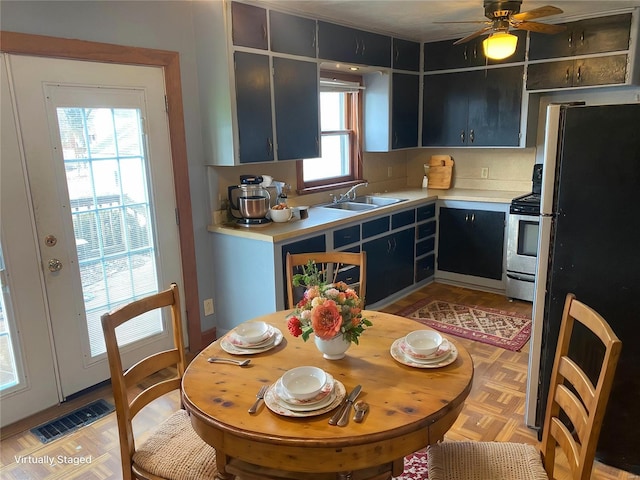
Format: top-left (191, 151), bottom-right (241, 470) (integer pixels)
top-left (405, 330), bottom-right (443, 357)
top-left (281, 366), bottom-right (327, 401)
top-left (269, 206), bottom-right (292, 223)
top-left (234, 321), bottom-right (269, 344)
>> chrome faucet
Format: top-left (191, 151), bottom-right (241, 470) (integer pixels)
top-left (333, 182), bottom-right (368, 203)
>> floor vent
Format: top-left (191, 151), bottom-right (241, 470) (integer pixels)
top-left (30, 399), bottom-right (115, 444)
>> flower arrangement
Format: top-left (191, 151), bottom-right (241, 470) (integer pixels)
top-left (286, 260), bottom-right (372, 344)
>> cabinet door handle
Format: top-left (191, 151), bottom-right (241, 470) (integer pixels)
top-left (472, 44), bottom-right (477, 59)
top-left (394, 131), bottom-right (398, 146)
top-left (568, 32), bottom-right (573, 48)
top-left (469, 129), bottom-right (475, 143)
top-left (355, 38), bottom-right (359, 55)
top-left (565, 68), bottom-right (571, 84)
top-left (471, 213), bottom-right (475, 223)
top-left (267, 138), bottom-right (273, 156)
top-left (262, 24), bottom-right (267, 41)
top-left (580, 31), bottom-right (585, 45)
top-left (387, 239), bottom-right (392, 253)
top-left (361, 40), bottom-right (366, 56)
top-left (463, 46), bottom-right (468, 61)
top-left (394, 47), bottom-right (399, 62)
top-left (576, 65), bottom-right (582, 84)
top-left (465, 213), bottom-right (469, 222)
top-left (460, 130), bottom-right (465, 143)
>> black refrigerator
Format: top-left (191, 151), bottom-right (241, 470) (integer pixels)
top-left (526, 103), bottom-right (640, 473)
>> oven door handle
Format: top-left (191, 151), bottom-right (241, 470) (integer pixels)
top-left (507, 272), bottom-right (536, 283)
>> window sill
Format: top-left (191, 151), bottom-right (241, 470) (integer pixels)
top-left (296, 179), bottom-right (368, 196)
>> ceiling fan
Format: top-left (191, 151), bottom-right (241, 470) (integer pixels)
top-left (437, 1), bottom-right (566, 59)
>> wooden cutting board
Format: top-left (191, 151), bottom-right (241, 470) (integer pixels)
top-left (426, 155), bottom-right (454, 189)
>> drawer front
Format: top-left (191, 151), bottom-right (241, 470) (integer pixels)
top-left (416, 254), bottom-right (435, 282)
top-left (417, 220), bottom-right (436, 239)
top-left (392, 209), bottom-right (415, 229)
top-left (333, 225), bottom-right (360, 248)
top-left (416, 237), bottom-right (435, 257)
top-left (335, 264), bottom-right (362, 286)
top-left (362, 216), bottom-right (390, 239)
top-left (417, 203), bottom-right (436, 221)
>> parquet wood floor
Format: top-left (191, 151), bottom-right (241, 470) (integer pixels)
top-left (1, 282), bottom-right (636, 479)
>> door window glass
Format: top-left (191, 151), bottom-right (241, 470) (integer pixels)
top-left (57, 107), bottom-right (162, 357)
top-left (0, 243), bottom-right (21, 392)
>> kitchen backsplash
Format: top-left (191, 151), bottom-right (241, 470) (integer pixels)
top-left (209, 147), bottom-right (536, 214)
top-left (406, 148), bottom-right (536, 192)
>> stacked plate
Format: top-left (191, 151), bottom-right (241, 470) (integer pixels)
top-left (390, 334), bottom-right (458, 369)
top-left (221, 321), bottom-right (283, 355)
top-left (263, 369), bottom-right (346, 417)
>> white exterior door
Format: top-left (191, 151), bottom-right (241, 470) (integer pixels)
top-left (0, 54), bottom-right (184, 425)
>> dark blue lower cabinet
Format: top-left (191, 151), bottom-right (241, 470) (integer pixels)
top-left (363, 227), bottom-right (415, 305)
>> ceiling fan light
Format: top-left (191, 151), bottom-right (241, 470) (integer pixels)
top-left (482, 32), bottom-right (518, 60)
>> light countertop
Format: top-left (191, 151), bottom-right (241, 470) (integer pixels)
top-left (208, 188), bottom-right (525, 243)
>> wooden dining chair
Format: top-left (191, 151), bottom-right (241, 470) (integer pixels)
top-left (426, 293), bottom-right (622, 480)
top-left (101, 283), bottom-right (218, 480)
top-left (285, 251), bottom-right (367, 309)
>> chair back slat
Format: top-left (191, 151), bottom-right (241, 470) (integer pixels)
top-left (130, 377), bottom-right (182, 418)
top-left (285, 251), bottom-right (367, 309)
top-left (124, 349), bottom-right (182, 389)
top-left (549, 418), bottom-right (580, 474)
top-left (554, 384), bottom-right (588, 440)
top-left (557, 357), bottom-right (595, 411)
top-left (540, 293), bottom-right (622, 480)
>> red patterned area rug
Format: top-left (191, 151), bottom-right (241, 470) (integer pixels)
top-left (393, 450), bottom-right (428, 479)
top-left (398, 299), bottom-right (532, 352)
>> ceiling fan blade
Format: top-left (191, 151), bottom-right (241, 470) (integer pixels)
top-left (511, 5), bottom-right (563, 22)
top-left (433, 20), bottom-right (490, 24)
top-left (514, 20), bottom-right (566, 34)
top-left (453, 26), bottom-right (494, 45)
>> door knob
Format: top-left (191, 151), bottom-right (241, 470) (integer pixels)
top-left (48, 258), bottom-right (63, 272)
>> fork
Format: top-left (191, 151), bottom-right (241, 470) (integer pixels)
top-left (248, 385), bottom-right (268, 414)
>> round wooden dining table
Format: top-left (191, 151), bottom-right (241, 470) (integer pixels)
top-left (181, 310), bottom-right (474, 480)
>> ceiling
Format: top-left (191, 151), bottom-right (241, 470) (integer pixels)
top-left (254, 1), bottom-right (640, 42)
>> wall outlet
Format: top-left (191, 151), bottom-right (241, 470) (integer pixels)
top-left (387, 166), bottom-right (393, 177)
top-left (203, 298), bottom-right (214, 316)
top-left (480, 167), bottom-right (489, 179)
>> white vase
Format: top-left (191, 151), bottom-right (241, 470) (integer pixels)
top-left (314, 334), bottom-right (351, 360)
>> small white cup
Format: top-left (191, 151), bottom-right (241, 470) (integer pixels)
top-left (270, 207), bottom-right (292, 223)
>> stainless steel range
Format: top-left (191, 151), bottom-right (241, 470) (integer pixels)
top-left (506, 164), bottom-right (542, 302)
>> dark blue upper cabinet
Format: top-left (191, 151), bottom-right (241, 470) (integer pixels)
top-left (231, 2), bottom-right (268, 50)
top-left (391, 73), bottom-right (420, 149)
top-left (234, 52), bottom-right (274, 163)
top-left (424, 30), bottom-right (526, 71)
top-left (318, 21), bottom-right (391, 67)
top-left (270, 11), bottom-right (317, 58)
top-left (393, 38), bottom-right (421, 71)
top-left (273, 57), bottom-right (320, 160)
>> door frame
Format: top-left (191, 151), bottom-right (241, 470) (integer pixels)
top-left (0, 31), bottom-right (203, 351)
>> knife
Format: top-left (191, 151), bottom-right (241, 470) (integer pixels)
top-left (329, 384), bottom-right (361, 426)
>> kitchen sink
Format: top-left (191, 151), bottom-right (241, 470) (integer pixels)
top-left (321, 202), bottom-right (378, 211)
top-left (319, 196), bottom-right (407, 211)
top-left (352, 196), bottom-right (406, 206)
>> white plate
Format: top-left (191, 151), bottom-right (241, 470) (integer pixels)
top-left (400, 337), bottom-right (452, 363)
top-left (275, 373), bottom-right (334, 406)
top-left (227, 325), bottom-right (276, 349)
top-left (264, 380), bottom-right (345, 417)
top-left (221, 327), bottom-right (283, 355)
top-left (390, 338), bottom-right (458, 369)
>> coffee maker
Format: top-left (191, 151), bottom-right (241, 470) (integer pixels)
top-left (227, 175), bottom-right (272, 227)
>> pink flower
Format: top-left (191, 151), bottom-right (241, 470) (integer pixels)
top-left (311, 300), bottom-right (342, 340)
top-left (287, 316), bottom-right (303, 337)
